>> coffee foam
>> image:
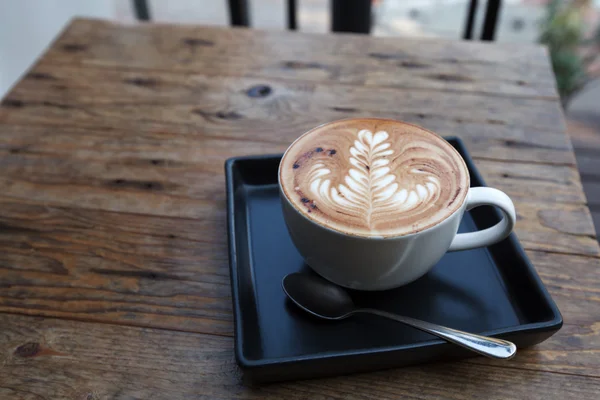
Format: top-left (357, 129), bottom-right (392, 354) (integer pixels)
top-left (280, 118), bottom-right (470, 237)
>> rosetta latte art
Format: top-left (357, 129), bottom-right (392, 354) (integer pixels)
top-left (280, 118), bottom-right (469, 237)
top-left (307, 129), bottom-right (440, 229)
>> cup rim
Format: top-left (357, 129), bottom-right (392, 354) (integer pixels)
top-left (278, 117), bottom-right (471, 240)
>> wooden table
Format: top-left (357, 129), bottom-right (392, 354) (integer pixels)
top-left (0, 18), bottom-right (598, 399)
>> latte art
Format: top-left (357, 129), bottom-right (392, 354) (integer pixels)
top-left (280, 119), bottom-right (469, 237)
top-left (308, 129), bottom-right (441, 229)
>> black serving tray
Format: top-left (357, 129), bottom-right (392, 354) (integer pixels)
top-left (225, 137), bottom-right (562, 383)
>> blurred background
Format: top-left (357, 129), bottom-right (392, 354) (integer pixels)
top-left (0, 0), bottom-right (599, 223)
top-left (1, 0), bottom-right (598, 108)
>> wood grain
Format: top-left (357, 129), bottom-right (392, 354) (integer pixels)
top-left (0, 200), bottom-right (232, 335)
top-left (527, 251), bottom-right (600, 324)
top-left (516, 202), bottom-right (598, 256)
top-left (50, 19), bottom-right (554, 67)
top-left (470, 250), bottom-right (600, 376)
top-left (1, 313), bottom-right (599, 400)
top-left (0, 18), bottom-right (597, 399)
top-left (0, 127), bottom-right (594, 255)
top-left (475, 159), bottom-right (585, 204)
top-left (0, 64), bottom-right (573, 168)
top-left (40, 18), bottom-right (558, 98)
top-left (0, 124), bottom-right (586, 205)
top-left (10, 63), bottom-right (566, 131)
top-left (0, 198), bottom-right (597, 334)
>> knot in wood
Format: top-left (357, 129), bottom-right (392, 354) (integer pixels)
top-left (246, 85), bottom-right (272, 98)
top-left (15, 342), bottom-right (41, 358)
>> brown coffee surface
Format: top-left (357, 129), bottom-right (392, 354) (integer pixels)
top-left (279, 118), bottom-right (470, 237)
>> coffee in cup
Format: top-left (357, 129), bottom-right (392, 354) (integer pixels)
top-left (280, 118), bottom-right (469, 237)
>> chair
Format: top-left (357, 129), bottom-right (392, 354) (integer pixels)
top-left (132, 0), bottom-right (296, 30)
top-left (464, 0), bottom-right (502, 41)
top-left (132, 0), bottom-right (501, 41)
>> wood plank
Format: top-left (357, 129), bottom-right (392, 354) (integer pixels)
top-left (0, 126), bottom-right (586, 205)
top-left (523, 250), bottom-right (600, 332)
top-left (0, 117), bottom-right (576, 168)
top-left (0, 123), bottom-right (281, 162)
top-left (470, 250), bottom-right (600, 376)
top-left (516, 202), bottom-right (598, 256)
top-left (47, 19), bottom-right (555, 68)
top-left (0, 201), bottom-right (232, 335)
top-left (6, 64), bottom-right (565, 131)
top-left (0, 313), bottom-right (599, 399)
top-left (0, 121), bottom-right (593, 255)
top-left (475, 159), bottom-right (585, 204)
top-left (36, 19), bottom-right (558, 98)
top-left (0, 173), bottom-right (219, 220)
top-left (0, 168), bottom-right (596, 254)
top-left (470, 324), bottom-right (600, 378)
top-left (0, 199), bottom-right (597, 334)
top-left (0, 114), bottom-right (593, 259)
top-left (0, 65), bottom-right (574, 166)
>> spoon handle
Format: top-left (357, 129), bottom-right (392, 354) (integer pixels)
top-left (355, 308), bottom-right (516, 359)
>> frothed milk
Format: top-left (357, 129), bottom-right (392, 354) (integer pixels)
top-left (279, 118), bottom-right (470, 237)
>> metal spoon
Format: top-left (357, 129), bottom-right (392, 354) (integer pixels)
top-left (282, 273), bottom-right (516, 359)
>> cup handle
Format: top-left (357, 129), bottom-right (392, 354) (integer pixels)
top-left (448, 187), bottom-right (516, 252)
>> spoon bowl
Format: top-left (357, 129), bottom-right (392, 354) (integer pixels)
top-left (283, 272), bottom-right (355, 319)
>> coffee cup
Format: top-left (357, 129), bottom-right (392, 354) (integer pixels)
top-left (278, 118), bottom-right (516, 291)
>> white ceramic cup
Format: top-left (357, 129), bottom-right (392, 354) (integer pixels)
top-left (279, 155), bottom-right (517, 291)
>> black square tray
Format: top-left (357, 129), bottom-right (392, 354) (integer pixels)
top-left (225, 137), bottom-right (562, 383)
